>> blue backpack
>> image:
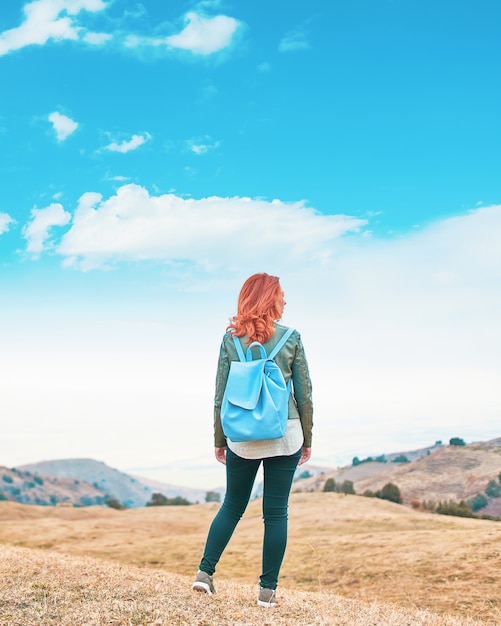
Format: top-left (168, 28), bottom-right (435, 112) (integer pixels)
top-left (221, 328), bottom-right (294, 442)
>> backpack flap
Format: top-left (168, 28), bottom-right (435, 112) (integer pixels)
top-left (225, 359), bottom-right (267, 410)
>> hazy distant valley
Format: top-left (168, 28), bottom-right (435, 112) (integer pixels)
top-left (1, 437), bottom-right (500, 517)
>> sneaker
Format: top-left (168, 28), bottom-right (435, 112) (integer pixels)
top-left (192, 570), bottom-right (216, 595)
top-left (257, 587), bottom-right (278, 607)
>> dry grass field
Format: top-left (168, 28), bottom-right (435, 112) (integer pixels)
top-left (1, 492), bottom-right (500, 624)
top-left (0, 544), bottom-right (488, 626)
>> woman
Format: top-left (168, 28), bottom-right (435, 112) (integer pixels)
top-left (193, 273), bottom-right (313, 607)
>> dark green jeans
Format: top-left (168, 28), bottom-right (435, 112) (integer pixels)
top-left (199, 446), bottom-right (302, 590)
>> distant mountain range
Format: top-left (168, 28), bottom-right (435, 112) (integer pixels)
top-left (2, 437), bottom-right (500, 512)
top-left (0, 459), bottom-right (212, 508)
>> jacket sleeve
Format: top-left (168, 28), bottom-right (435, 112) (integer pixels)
top-left (213, 336), bottom-right (231, 447)
top-left (291, 333), bottom-right (314, 447)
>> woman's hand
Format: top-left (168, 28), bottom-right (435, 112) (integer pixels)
top-left (215, 447), bottom-right (227, 465)
top-left (298, 447), bottom-right (311, 466)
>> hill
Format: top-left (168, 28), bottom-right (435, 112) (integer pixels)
top-left (294, 438), bottom-right (501, 513)
top-left (0, 544), bottom-right (484, 626)
top-left (16, 458), bottom-right (205, 507)
top-left (11, 457), bottom-right (328, 507)
top-left (0, 493), bottom-right (500, 622)
top-left (7, 436), bottom-right (501, 511)
top-left (0, 464), bottom-right (107, 507)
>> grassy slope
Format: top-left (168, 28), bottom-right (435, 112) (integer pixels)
top-left (0, 465), bottom-right (106, 506)
top-left (295, 443), bottom-right (501, 505)
top-left (0, 544), bottom-right (489, 626)
top-left (1, 493), bottom-right (500, 622)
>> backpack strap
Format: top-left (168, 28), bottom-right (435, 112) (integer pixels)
top-left (232, 327), bottom-right (294, 362)
top-left (270, 328), bottom-right (295, 394)
top-left (232, 334), bottom-right (246, 362)
top-left (268, 327), bottom-right (294, 360)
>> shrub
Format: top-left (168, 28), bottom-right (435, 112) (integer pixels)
top-left (106, 498), bottom-right (126, 510)
top-left (468, 493), bottom-right (488, 511)
top-left (378, 483), bottom-right (402, 504)
top-left (323, 478), bottom-right (336, 492)
top-left (146, 493), bottom-right (191, 506)
top-left (449, 437), bottom-right (465, 446)
top-left (352, 455), bottom-right (385, 466)
top-left (33, 476), bottom-right (44, 486)
top-left (362, 484), bottom-right (401, 503)
top-left (485, 480), bottom-right (501, 498)
top-left (147, 493), bottom-right (169, 506)
top-left (80, 495), bottom-right (106, 506)
top-left (436, 500), bottom-right (475, 518)
top-left (205, 491), bottom-right (221, 503)
top-left (392, 454), bottom-right (410, 463)
top-left (339, 480), bottom-right (355, 495)
top-left (0, 491), bottom-right (7, 501)
top-left (2, 475), bottom-right (13, 484)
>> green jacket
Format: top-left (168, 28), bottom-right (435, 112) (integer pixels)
top-left (213, 323), bottom-right (313, 448)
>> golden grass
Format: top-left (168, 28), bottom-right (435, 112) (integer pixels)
top-left (0, 544), bottom-right (488, 626)
top-left (1, 493), bottom-right (500, 623)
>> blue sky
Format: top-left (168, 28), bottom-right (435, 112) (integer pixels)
top-left (1, 0), bottom-right (500, 488)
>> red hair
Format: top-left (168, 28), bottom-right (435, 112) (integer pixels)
top-left (228, 273), bottom-right (283, 344)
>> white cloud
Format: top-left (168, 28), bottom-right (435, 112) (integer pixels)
top-left (0, 213), bottom-right (15, 235)
top-left (279, 27), bottom-right (309, 53)
top-left (195, 0), bottom-right (225, 9)
top-left (83, 31), bottom-right (112, 45)
top-left (165, 12), bottom-right (240, 54)
top-left (314, 205), bottom-right (501, 328)
top-left (123, 34), bottom-right (140, 49)
top-left (106, 175), bottom-right (129, 182)
top-left (48, 111), bottom-right (78, 141)
top-left (0, 0), bottom-right (106, 56)
top-left (188, 136), bottom-right (220, 154)
top-left (51, 184), bottom-right (366, 270)
top-left (104, 133), bottom-right (151, 153)
top-left (0, 2), bottom-right (240, 60)
top-left (23, 203), bottom-right (72, 254)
